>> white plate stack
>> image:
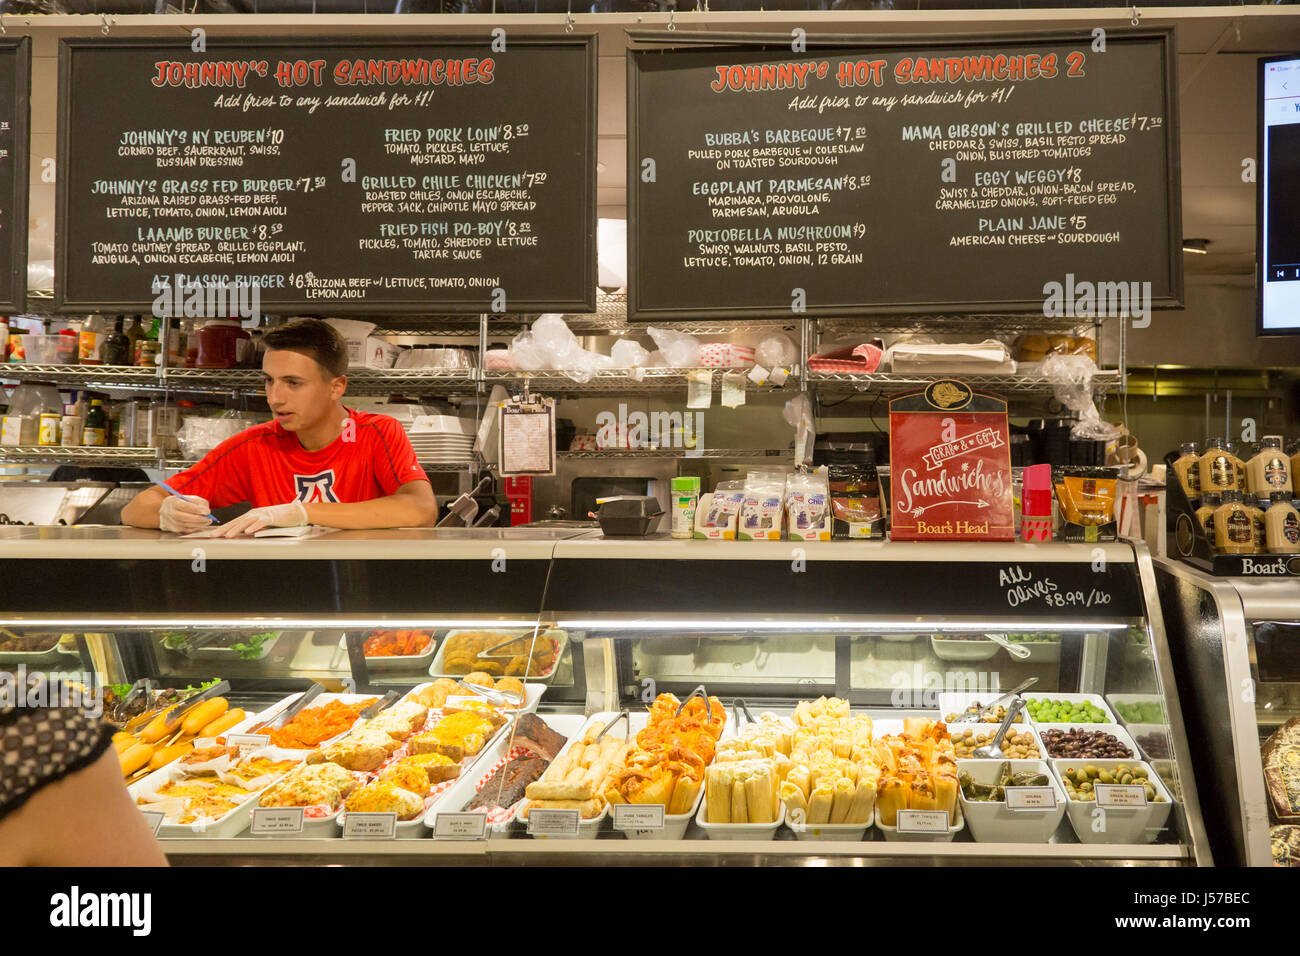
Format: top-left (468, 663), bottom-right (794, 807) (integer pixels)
top-left (408, 414), bottom-right (476, 464)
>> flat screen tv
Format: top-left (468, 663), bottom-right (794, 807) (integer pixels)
top-left (1259, 54), bottom-right (1300, 335)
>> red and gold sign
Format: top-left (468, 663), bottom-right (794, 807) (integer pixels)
top-left (888, 380), bottom-right (1014, 541)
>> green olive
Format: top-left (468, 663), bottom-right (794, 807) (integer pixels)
top-left (1098, 769), bottom-right (1113, 784)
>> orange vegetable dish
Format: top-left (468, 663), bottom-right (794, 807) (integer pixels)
top-left (363, 630), bottom-right (433, 658)
top-left (267, 698), bottom-right (378, 750)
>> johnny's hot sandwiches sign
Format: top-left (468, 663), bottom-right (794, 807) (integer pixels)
top-left (888, 380), bottom-right (1014, 541)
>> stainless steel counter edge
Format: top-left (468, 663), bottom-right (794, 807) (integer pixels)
top-left (0, 526), bottom-right (1139, 563)
top-left (159, 838), bottom-right (1189, 864)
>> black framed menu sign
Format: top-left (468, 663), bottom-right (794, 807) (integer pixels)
top-left (56, 36), bottom-right (596, 313)
top-left (628, 30), bottom-right (1181, 320)
top-left (0, 38), bottom-right (30, 314)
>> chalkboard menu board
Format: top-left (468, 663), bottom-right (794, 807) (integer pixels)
top-left (56, 36), bottom-right (596, 313)
top-left (629, 31), bottom-right (1181, 320)
top-left (0, 38), bottom-right (30, 314)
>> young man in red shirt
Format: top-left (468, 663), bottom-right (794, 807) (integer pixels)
top-left (122, 318), bottom-right (437, 536)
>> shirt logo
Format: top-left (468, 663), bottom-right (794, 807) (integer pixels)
top-left (295, 470), bottom-right (339, 504)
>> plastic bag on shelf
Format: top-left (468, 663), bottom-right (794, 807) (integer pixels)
top-left (509, 314), bottom-right (614, 384)
top-left (1040, 353), bottom-right (1121, 441)
top-left (755, 333), bottom-right (798, 368)
top-left (783, 392), bottom-right (815, 466)
top-left (610, 338), bottom-right (651, 369)
top-left (647, 326), bottom-right (703, 368)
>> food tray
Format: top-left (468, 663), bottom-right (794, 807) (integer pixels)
top-left (159, 631), bottom-right (283, 663)
top-left (875, 803), bottom-right (965, 842)
top-left (339, 631), bottom-right (439, 674)
top-left (1105, 693), bottom-right (1168, 728)
top-left (0, 637), bottom-right (80, 666)
top-left (424, 713), bottom-right (597, 836)
top-left (1035, 723), bottom-right (1139, 761)
top-left (789, 818), bottom-right (872, 841)
top-left (696, 799), bottom-right (785, 840)
top-left (936, 692), bottom-right (1029, 725)
top-left (957, 758), bottom-right (1067, 843)
top-left (404, 680), bottom-right (544, 715)
top-left (877, 632), bottom-right (922, 643)
top-left (249, 765), bottom-right (370, 839)
top-left (947, 722), bottom-right (1045, 760)
top-left (930, 635), bottom-right (999, 662)
top-left (129, 746), bottom-right (302, 839)
top-left (1127, 724), bottom-right (1174, 762)
top-left (1050, 757), bottom-right (1173, 845)
top-left (429, 628), bottom-right (569, 685)
top-left (1004, 639), bottom-right (1062, 663)
top-left (247, 691), bottom-right (388, 752)
top-left (1023, 693), bottom-right (1117, 725)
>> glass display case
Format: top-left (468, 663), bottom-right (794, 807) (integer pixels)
top-left (0, 527), bottom-right (1210, 865)
top-left (1154, 558), bottom-right (1300, 867)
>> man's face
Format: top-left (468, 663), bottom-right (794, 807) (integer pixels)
top-left (263, 348), bottom-right (345, 433)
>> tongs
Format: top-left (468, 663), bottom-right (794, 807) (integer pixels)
top-left (594, 710), bottom-right (630, 743)
top-left (122, 681), bottom-right (224, 735)
top-left (361, 690), bottom-right (401, 719)
top-left (112, 678), bottom-right (153, 723)
top-left (732, 698), bottom-right (756, 730)
top-left (454, 680), bottom-right (522, 707)
top-left (162, 680), bottom-right (231, 732)
top-left (475, 630), bottom-right (546, 661)
top-left (965, 677), bottom-right (1038, 723)
top-left (675, 684), bottom-right (719, 721)
top-left (252, 682), bottom-right (325, 734)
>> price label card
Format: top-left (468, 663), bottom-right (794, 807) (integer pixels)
top-left (227, 733), bottom-right (270, 758)
top-left (1094, 784), bottom-right (1148, 809)
top-left (139, 810), bottom-right (165, 835)
top-left (433, 813), bottom-right (488, 841)
top-left (343, 812), bottom-right (398, 840)
top-left (1004, 786), bottom-right (1058, 812)
top-left (526, 808), bottom-right (581, 836)
top-left (896, 810), bottom-right (951, 834)
top-left (251, 807), bottom-right (305, 835)
top-left (613, 804), bottom-right (665, 832)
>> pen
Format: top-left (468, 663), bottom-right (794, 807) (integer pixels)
top-left (151, 479), bottom-right (219, 525)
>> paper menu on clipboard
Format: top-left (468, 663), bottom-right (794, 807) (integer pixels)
top-left (498, 396), bottom-right (556, 477)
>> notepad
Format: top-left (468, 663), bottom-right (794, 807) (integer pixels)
top-left (182, 525), bottom-right (338, 539)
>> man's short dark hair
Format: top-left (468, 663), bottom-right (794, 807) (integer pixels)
top-left (263, 318), bottom-right (349, 379)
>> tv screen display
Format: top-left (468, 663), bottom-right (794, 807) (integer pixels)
top-left (1259, 54), bottom-right (1300, 334)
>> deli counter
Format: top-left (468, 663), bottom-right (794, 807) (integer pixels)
top-left (1154, 558), bottom-right (1300, 867)
top-left (0, 527), bottom-right (1211, 866)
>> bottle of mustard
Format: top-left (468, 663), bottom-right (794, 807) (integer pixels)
top-left (1213, 490), bottom-right (1255, 554)
top-left (1265, 492), bottom-right (1300, 554)
top-left (1247, 435), bottom-right (1293, 496)
top-left (1171, 442), bottom-right (1201, 505)
top-left (1244, 494), bottom-right (1267, 552)
top-left (1199, 438), bottom-right (1238, 494)
top-left (1225, 442), bottom-right (1248, 489)
top-left (1195, 493), bottom-right (1221, 541)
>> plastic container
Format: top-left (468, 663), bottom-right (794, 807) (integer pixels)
top-left (162, 630), bottom-right (283, 663)
top-left (429, 628), bottom-right (568, 685)
top-left (1051, 758), bottom-right (1173, 845)
top-left (23, 333), bottom-right (78, 365)
top-left (1105, 694), bottom-right (1168, 728)
top-left (930, 634), bottom-right (999, 662)
top-left (596, 496), bottom-right (664, 536)
top-left (874, 803), bottom-right (965, 842)
top-left (937, 692), bottom-right (1030, 725)
top-left (957, 758), bottom-right (1068, 843)
top-left (404, 679), bottom-right (542, 714)
top-left (696, 798), bottom-right (785, 841)
top-left (787, 818), bottom-right (872, 842)
top-left (341, 632), bottom-right (439, 674)
top-left (1035, 723), bottom-right (1139, 761)
top-left (1023, 693), bottom-right (1117, 725)
top-left (196, 320), bottom-right (251, 368)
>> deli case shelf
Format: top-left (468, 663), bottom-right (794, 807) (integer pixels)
top-left (0, 527), bottom-right (1210, 866)
top-left (1153, 558), bottom-right (1300, 867)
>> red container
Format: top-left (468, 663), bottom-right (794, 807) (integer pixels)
top-left (196, 320), bottom-right (251, 369)
top-left (505, 476), bottom-right (532, 526)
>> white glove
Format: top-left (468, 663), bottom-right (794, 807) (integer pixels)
top-left (159, 493), bottom-right (214, 534)
top-left (211, 500), bottom-right (308, 538)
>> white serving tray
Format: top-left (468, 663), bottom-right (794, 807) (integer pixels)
top-left (936, 692), bottom-right (1030, 725)
top-left (338, 632), bottom-right (439, 674)
top-left (1051, 757), bottom-right (1173, 845)
top-left (1035, 723), bottom-right (1139, 761)
top-left (696, 799), bottom-right (785, 841)
top-left (404, 680), bottom-right (543, 715)
top-left (930, 635), bottom-right (999, 662)
top-left (875, 802), bottom-right (965, 842)
top-left (1105, 693), bottom-right (1168, 728)
top-left (957, 758), bottom-right (1067, 843)
top-left (1023, 693), bottom-right (1117, 725)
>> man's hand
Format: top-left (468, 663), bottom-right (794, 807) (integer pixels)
top-left (159, 494), bottom-right (215, 534)
top-left (211, 500), bottom-right (308, 538)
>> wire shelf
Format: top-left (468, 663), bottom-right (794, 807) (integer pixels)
top-left (0, 445), bottom-right (158, 465)
top-left (806, 369), bottom-right (1120, 399)
top-left (817, 314), bottom-right (1104, 337)
top-left (560, 447), bottom-right (791, 461)
top-left (483, 367), bottom-right (796, 394)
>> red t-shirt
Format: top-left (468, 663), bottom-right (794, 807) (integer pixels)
top-left (169, 408), bottom-right (428, 509)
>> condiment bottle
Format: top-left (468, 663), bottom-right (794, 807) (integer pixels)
top-left (1225, 442), bottom-right (1248, 489)
top-left (1289, 440), bottom-right (1300, 490)
top-left (1265, 492), bottom-right (1300, 554)
top-left (1195, 493), bottom-right (1221, 540)
top-left (1247, 435), bottom-right (1293, 496)
top-left (1213, 490), bottom-right (1255, 554)
top-left (1171, 442), bottom-right (1201, 505)
top-left (1199, 438), bottom-right (1238, 494)
top-left (1244, 494), bottom-right (1267, 553)
top-left (670, 476), bottom-right (701, 539)
top-left (82, 399), bottom-right (108, 447)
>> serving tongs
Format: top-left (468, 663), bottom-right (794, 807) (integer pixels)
top-left (111, 678), bottom-right (153, 724)
top-left (732, 698), bottom-right (756, 730)
top-left (122, 681), bottom-right (226, 736)
top-left (360, 690), bottom-right (401, 720)
top-left (251, 682), bottom-right (326, 734)
top-left (475, 630), bottom-right (548, 661)
top-left (973, 698), bottom-right (1026, 759)
top-left (983, 633), bottom-right (1031, 661)
top-left (594, 710), bottom-right (630, 743)
top-left (675, 685), bottom-right (720, 721)
top-left (178, 630), bottom-right (227, 658)
top-left (964, 677), bottom-right (1038, 724)
top-left (454, 680), bottom-right (523, 707)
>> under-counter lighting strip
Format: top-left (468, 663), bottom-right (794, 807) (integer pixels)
top-left (0, 617), bottom-right (541, 629)
top-left (551, 618), bottom-right (1130, 632)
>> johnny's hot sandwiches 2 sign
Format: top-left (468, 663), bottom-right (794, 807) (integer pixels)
top-left (888, 380), bottom-right (1014, 541)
